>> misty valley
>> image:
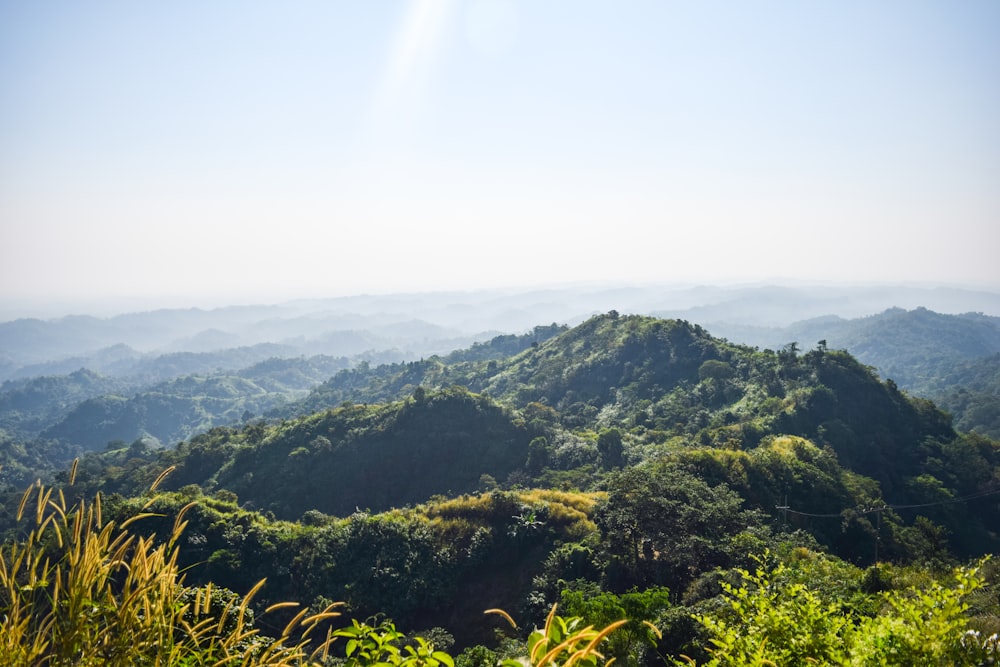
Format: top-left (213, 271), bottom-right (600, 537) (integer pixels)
top-left (2, 286), bottom-right (1000, 665)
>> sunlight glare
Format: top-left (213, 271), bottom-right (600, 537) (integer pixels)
top-left (371, 0), bottom-right (454, 123)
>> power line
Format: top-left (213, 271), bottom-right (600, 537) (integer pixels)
top-left (776, 484), bottom-right (1000, 564)
top-left (885, 486), bottom-right (1000, 510)
top-left (777, 485), bottom-right (1000, 519)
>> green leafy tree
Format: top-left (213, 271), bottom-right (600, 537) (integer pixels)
top-left (596, 462), bottom-right (759, 592)
top-left (597, 429), bottom-right (624, 470)
top-left (560, 586), bottom-right (671, 667)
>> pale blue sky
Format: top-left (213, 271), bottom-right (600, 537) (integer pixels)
top-left (1, 1), bottom-right (998, 308)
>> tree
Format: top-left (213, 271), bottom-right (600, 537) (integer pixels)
top-left (527, 436), bottom-right (551, 473)
top-left (697, 360), bottom-right (735, 382)
top-left (597, 428), bottom-right (624, 469)
top-left (560, 586), bottom-right (671, 667)
top-left (596, 462), bottom-right (758, 591)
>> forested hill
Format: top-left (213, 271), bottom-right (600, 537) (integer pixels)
top-left (4, 307), bottom-right (997, 487)
top-left (71, 314), bottom-right (993, 554)
top-left (10, 312), bottom-right (1000, 658)
top-left (279, 313), bottom-right (954, 486)
top-left (278, 323), bottom-right (567, 417)
top-left (709, 307), bottom-right (1000, 438)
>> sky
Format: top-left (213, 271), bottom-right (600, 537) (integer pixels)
top-left (1, 1), bottom-right (998, 311)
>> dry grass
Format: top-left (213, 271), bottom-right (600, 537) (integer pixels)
top-left (422, 493), bottom-right (496, 520)
top-left (417, 489), bottom-right (604, 543)
top-left (488, 604), bottom-right (626, 667)
top-left (0, 462), bottom-right (341, 666)
top-left (519, 490), bottom-right (605, 539)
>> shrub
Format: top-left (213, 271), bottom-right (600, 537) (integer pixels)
top-left (679, 552), bottom-right (991, 666)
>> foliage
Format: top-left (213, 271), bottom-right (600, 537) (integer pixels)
top-left (930, 354), bottom-right (1000, 439)
top-left (0, 355), bottom-right (350, 464)
top-left (596, 461), bottom-right (762, 592)
top-left (64, 386), bottom-right (542, 519)
top-left (487, 605), bottom-right (627, 667)
top-left (712, 307), bottom-right (1000, 438)
top-left (2, 311), bottom-right (999, 664)
top-left (559, 586), bottom-right (671, 667)
top-left (679, 553), bottom-right (992, 666)
top-left (333, 617), bottom-right (455, 667)
top-left (0, 368), bottom-right (127, 441)
top-left (49, 484), bottom-right (609, 650)
top-left (287, 325), bottom-right (567, 417)
top-left (0, 470), bottom-right (341, 666)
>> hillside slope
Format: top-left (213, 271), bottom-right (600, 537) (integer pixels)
top-left (68, 314), bottom-right (997, 559)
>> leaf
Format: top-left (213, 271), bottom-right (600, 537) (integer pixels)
top-left (433, 650), bottom-right (455, 667)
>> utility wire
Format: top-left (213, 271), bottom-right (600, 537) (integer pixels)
top-left (777, 485), bottom-right (1000, 519)
top-left (775, 484), bottom-right (1000, 565)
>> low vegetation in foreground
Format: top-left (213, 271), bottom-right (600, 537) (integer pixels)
top-left (2, 471), bottom-right (998, 666)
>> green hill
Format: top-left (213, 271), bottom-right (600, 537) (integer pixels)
top-left (708, 307), bottom-right (1000, 437)
top-left (201, 387), bottom-right (536, 518)
top-left (285, 314), bottom-right (957, 491)
top-left (7, 311), bottom-right (1000, 660)
top-left (70, 314), bottom-right (997, 557)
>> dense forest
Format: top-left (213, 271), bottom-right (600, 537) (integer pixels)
top-left (708, 307), bottom-right (1000, 439)
top-left (2, 311), bottom-right (1000, 664)
top-left (3, 306), bottom-right (997, 491)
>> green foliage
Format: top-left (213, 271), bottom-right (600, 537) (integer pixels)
top-left (39, 372), bottom-right (297, 451)
top-left (559, 586), bottom-right (671, 667)
top-left (333, 618), bottom-right (455, 667)
top-left (686, 556), bottom-right (853, 666)
top-left (0, 368), bottom-right (127, 442)
top-left (76, 485), bottom-right (606, 651)
top-left (288, 326), bottom-right (567, 417)
top-left (40, 312), bottom-right (999, 568)
top-left (0, 355), bottom-right (350, 464)
top-left (69, 387), bottom-right (541, 519)
top-left (930, 354), bottom-right (1000, 439)
top-left (3, 311), bottom-right (999, 664)
top-left (455, 644), bottom-right (500, 667)
top-left (681, 554), bottom-right (992, 666)
top-left (596, 461), bottom-right (761, 592)
top-left (698, 361), bottom-right (735, 382)
top-left (596, 429), bottom-right (624, 470)
top-left (722, 307), bottom-right (1000, 438)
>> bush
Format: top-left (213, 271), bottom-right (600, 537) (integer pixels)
top-left (679, 553), bottom-right (992, 666)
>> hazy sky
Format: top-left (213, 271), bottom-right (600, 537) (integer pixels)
top-left (2, 1), bottom-right (998, 308)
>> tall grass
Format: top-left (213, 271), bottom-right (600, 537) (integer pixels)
top-left (0, 462), bottom-right (340, 666)
top-left (487, 604), bottom-right (627, 667)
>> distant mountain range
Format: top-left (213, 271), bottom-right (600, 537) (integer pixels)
top-left (1, 285), bottom-right (999, 486)
top-left (3, 283), bottom-right (999, 381)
